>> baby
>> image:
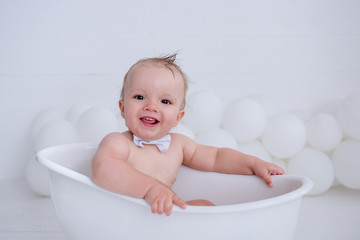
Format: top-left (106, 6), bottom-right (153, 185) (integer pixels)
top-left (92, 53), bottom-right (285, 216)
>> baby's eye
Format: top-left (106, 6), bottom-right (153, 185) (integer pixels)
top-left (134, 95), bottom-right (144, 100)
top-left (161, 99), bottom-right (172, 105)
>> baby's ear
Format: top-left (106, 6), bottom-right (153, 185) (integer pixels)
top-left (174, 110), bottom-right (185, 127)
top-left (119, 100), bottom-right (125, 117)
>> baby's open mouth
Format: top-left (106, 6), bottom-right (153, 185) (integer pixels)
top-left (140, 117), bottom-right (159, 125)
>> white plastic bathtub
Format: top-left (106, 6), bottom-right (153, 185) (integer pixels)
top-left (37, 143), bottom-right (312, 240)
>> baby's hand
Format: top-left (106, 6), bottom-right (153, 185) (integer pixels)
top-left (252, 158), bottom-right (285, 187)
top-left (144, 182), bottom-right (187, 216)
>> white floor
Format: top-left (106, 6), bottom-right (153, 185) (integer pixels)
top-left (1, 180), bottom-right (359, 240)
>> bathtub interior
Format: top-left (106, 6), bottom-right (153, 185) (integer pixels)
top-left (39, 143), bottom-right (310, 207)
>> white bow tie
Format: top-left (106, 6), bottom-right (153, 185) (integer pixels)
top-left (133, 134), bottom-right (171, 153)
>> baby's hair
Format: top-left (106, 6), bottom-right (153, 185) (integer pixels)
top-left (120, 53), bottom-right (189, 109)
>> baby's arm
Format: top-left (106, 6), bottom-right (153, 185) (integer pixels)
top-left (92, 133), bottom-right (186, 216)
top-left (182, 137), bottom-right (285, 187)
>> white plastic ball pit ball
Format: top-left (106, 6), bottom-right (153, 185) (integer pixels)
top-left (222, 98), bottom-right (267, 143)
top-left (182, 91), bottom-right (223, 134)
top-left (116, 114), bottom-right (130, 133)
top-left (238, 141), bottom-right (272, 163)
top-left (171, 123), bottom-right (196, 140)
top-left (337, 92), bottom-right (360, 140)
top-left (35, 120), bottom-right (79, 152)
top-left (262, 113), bottom-right (307, 159)
top-left (318, 99), bottom-right (341, 116)
top-left (66, 104), bottom-right (92, 124)
top-left (272, 158), bottom-right (288, 173)
top-left (195, 128), bottom-right (238, 149)
top-left (332, 140), bottom-right (360, 189)
top-left (248, 94), bottom-right (281, 118)
top-left (306, 113), bottom-right (343, 152)
top-left (288, 108), bottom-right (315, 123)
top-left (288, 148), bottom-right (334, 195)
top-left (31, 109), bottom-right (65, 141)
top-left (25, 156), bottom-right (51, 197)
top-left (77, 107), bottom-right (120, 143)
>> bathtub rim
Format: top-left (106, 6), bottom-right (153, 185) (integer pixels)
top-left (37, 142), bottom-right (313, 214)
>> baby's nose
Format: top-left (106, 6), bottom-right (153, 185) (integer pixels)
top-left (144, 101), bottom-right (158, 112)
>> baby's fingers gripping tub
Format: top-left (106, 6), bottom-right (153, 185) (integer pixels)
top-left (37, 143), bottom-right (312, 240)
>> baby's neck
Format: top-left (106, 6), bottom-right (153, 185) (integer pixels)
top-left (132, 134), bottom-right (171, 153)
top-left (131, 133), bottom-right (170, 141)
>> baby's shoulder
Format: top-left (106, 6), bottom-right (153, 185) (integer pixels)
top-left (169, 133), bottom-right (199, 161)
top-left (169, 132), bottom-right (188, 141)
top-left (99, 131), bottom-right (132, 148)
top-left (170, 133), bottom-right (197, 147)
top-left (96, 131), bottom-right (133, 159)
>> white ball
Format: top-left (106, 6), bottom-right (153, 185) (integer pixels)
top-left (317, 99), bottom-right (341, 116)
top-left (238, 140), bottom-right (272, 162)
top-left (77, 107), bottom-right (120, 143)
top-left (288, 148), bottom-right (334, 195)
top-left (25, 156), bottom-right (51, 197)
top-left (183, 91), bottom-right (223, 134)
top-left (332, 177), bottom-right (341, 187)
top-left (195, 128), bottom-right (238, 149)
top-left (332, 140), bottom-right (360, 189)
top-left (171, 123), bottom-right (196, 139)
top-left (66, 104), bottom-right (92, 124)
top-left (35, 120), bottom-right (79, 151)
top-left (337, 92), bottom-right (360, 140)
top-left (249, 93), bottom-right (281, 118)
top-left (222, 98), bottom-right (267, 143)
top-left (288, 108), bottom-right (315, 123)
top-left (306, 113), bottom-right (343, 152)
top-left (272, 158), bottom-right (288, 173)
top-left (31, 109), bottom-right (65, 141)
top-left (262, 114), bottom-right (307, 159)
top-left (117, 114), bottom-right (129, 133)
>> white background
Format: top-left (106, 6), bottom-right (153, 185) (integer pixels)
top-left (1, 0), bottom-right (360, 180)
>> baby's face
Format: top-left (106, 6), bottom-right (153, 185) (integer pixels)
top-left (119, 63), bottom-right (185, 141)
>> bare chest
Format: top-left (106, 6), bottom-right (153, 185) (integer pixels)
top-left (127, 145), bottom-right (183, 186)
